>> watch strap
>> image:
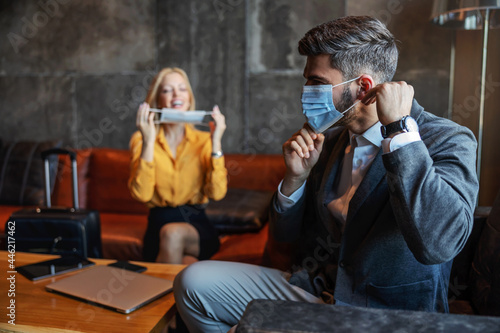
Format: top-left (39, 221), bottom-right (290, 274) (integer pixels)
top-left (381, 119), bottom-right (404, 139)
top-left (211, 151), bottom-right (223, 158)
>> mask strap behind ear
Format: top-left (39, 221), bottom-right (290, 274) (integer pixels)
top-left (331, 76), bottom-right (361, 89)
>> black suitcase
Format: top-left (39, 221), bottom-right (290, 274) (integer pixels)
top-left (5, 148), bottom-right (102, 258)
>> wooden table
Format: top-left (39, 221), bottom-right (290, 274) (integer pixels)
top-left (0, 251), bottom-right (186, 333)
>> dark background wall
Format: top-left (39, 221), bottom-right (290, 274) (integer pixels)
top-left (1, 0), bottom-right (498, 205)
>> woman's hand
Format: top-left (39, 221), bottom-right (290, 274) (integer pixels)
top-left (210, 105), bottom-right (226, 151)
top-left (136, 102), bottom-right (156, 144)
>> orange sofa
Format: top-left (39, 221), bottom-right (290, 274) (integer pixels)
top-left (0, 146), bottom-right (286, 264)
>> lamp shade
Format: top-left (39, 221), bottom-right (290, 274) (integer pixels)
top-left (431, 0), bottom-right (500, 29)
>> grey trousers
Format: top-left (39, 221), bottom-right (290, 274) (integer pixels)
top-left (173, 260), bottom-right (323, 333)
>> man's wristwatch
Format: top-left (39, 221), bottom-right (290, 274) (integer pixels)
top-left (211, 150), bottom-right (223, 158)
top-left (380, 115), bottom-right (419, 139)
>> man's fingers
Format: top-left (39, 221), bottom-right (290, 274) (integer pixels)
top-left (286, 131), bottom-right (324, 159)
top-left (361, 86), bottom-right (378, 105)
top-left (293, 135), bottom-right (310, 158)
top-left (298, 128), bottom-right (315, 151)
top-left (284, 122), bottom-right (325, 160)
top-left (315, 133), bottom-right (325, 148)
top-left (407, 83), bottom-right (414, 97)
top-left (303, 123), bottom-right (318, 140)
top-left (363, 95), bottom-right (377, 105)
top-left (289, 140), bottom-right (305, 158)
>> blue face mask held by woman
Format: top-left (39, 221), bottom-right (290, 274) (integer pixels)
top-left (301, 76), bottom-right (360, 133)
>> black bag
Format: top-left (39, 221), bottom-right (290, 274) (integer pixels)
top-left (5, 148), bottom-right (102, 258)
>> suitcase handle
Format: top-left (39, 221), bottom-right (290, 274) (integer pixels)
top-left (41, 148), bottom-right (77, 161)
top-left (41, 148), bottom-right (79, 209)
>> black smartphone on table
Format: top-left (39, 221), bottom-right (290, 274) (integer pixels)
top-left (17, 255), bottom-right (95, 281)
top-left (107, 260), bottom-right (147, 273)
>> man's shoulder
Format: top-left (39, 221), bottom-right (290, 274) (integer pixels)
top-left (418, 110), bottom-right (477, 147)
top-left (418, 110), bottom-right (471, 133)
top-left (412, 99), bottom-right (471, 135)
top-left (417, 110), bottom-right (454, 126)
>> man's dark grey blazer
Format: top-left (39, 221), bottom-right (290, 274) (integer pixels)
top-left (269, 99), bottom-right (479, 312)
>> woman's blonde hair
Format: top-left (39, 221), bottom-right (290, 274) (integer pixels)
top-left (145, 67), bottom-right (196, 110)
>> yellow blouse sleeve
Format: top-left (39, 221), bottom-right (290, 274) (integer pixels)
top-left (202, 140), bottom-right (228, 201)
top-left (128, 131), bottom-right (156, 203)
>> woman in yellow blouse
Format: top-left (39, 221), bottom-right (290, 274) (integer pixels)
top-left (128, 67), bottom-right (228, 264)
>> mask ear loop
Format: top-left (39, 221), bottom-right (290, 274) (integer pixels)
top-left (331, 76), bottom-right (361, 89)
top-left (341, 100), bottom-right (360, 114)
top-left (333, 75), bottom-right (362, 114)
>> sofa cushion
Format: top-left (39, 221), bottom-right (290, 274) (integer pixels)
top-left (207, 188), bottom-right (274, 234)
top-left (0, 140), bottom-right (60, 206)
top-left (0, 205), bottom-right (20, 224)
top-left (99, 212), bottom-right (147, 261)
top-left (225, 154), bottom-right (285, 191)
top-left (87, 148), bottom-right (148, 215)
top-left (211, 224), bottom-right (269, 265)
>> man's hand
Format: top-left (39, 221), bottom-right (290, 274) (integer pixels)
top-left (361, 81), bottom-right (414, 126)
top-left (281, 124), bottom-right (324, 196)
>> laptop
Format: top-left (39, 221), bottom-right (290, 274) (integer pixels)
top-left (45, 265), bottom-right (173, 314)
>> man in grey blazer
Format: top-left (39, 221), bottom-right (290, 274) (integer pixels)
top-left (173, 16), bottom-right (478, 333)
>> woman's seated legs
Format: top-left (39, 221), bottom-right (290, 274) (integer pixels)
top-left (157, 222), bottom-right (200, 264)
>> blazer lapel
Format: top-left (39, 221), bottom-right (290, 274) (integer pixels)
top-left (316, 129), bottom-right (349, 242)
top-left (342, 149), bottom-right (388, 255)
top-left (346, 149), bottom-right (386, 222)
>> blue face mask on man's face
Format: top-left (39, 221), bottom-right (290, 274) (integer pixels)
top-left (301, 76), bottom-right (360, 133)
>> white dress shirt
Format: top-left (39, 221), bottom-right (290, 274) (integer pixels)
top-left (276, 122), bottom-right (421, 226)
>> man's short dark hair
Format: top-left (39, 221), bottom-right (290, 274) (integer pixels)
top-left (298, 16), bottom-right (398, 83)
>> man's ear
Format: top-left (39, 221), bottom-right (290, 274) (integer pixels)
top-left (356, 74), bottom-right (374, 100)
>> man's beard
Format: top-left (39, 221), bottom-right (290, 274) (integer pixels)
top-left (334, 86), bottom-right (357, 127)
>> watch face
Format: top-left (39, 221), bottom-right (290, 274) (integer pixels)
top-left (404, 116), bottom-right (419, 132)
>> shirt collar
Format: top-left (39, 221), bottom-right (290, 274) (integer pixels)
top-left (157, 126), bottom-right (167, 148)
top-left (349, 121), bottom-right (383, 148)
top-left (183, 124), bottom-right (195, 142)
top-left (157, 124), bottom-right (194, 147)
